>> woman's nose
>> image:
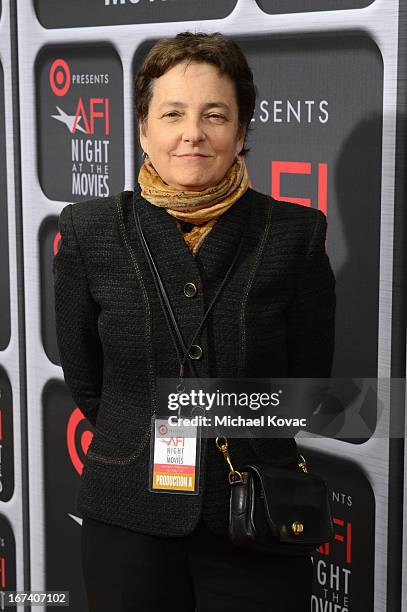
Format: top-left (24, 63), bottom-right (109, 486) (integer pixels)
top-left (182, 118), bottom-right (205, 143)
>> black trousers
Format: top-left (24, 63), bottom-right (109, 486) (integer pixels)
top-left (81, 516), bottom-right (314, 612)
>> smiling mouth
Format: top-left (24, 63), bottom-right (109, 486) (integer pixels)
top-left (177, 154), bottom-right (209, 159)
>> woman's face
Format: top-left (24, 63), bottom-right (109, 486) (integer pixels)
top-left (139, 61), bottom-right (246, 191)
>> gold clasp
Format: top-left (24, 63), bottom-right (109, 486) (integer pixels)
top-left (215, 437), bottom-right (243, 484)
top-left (298, 454), bottom-right (308, 473)
top-left (292, 521), bottom-right (304, 535)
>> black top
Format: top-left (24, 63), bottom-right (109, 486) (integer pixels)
top-left (179, 220), bottom-right (194, 233)
top-left (53, 186), bottom-right (336, 537)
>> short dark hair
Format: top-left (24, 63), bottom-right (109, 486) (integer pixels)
top-left (134, 31), bottom-right (256, 156)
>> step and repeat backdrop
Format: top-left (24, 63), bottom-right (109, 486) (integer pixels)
top-left (0, 0), bottom-right (406, 610)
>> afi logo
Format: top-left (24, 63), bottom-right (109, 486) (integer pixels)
top-left (165, 436), bottom-right (185, 447)
top-left (51, 98), bottom-right (110, 136)
top-left (72, 97), bottom-right (110, 135)
top-left (318, 517), bottom-right (352, 564)
top-left (272, 161), bottom-right (328, 217)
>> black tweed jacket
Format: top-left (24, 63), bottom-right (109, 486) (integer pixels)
top-left (53, 185), bottom-right (336, 537)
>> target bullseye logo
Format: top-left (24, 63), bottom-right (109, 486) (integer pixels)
top-left (158, 424), bottom-right (168, 435)
top-left (49, 59), bottom-right (71, 97)
top-left (66, 408), bottom-right (94, 476)
top-left (53, 231), bottom-right (61, 256)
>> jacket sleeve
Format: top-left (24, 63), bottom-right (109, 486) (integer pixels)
top-left (248, 209), bottom-right (336, 464)
top-left (286, 209), bottom-right (336, 377)
top-left (53, 203), bottom-right (103, 427)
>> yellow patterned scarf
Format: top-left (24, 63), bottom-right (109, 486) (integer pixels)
top-left (138, 155), bottom-right (250, 256)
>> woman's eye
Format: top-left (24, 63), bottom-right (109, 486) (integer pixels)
top-left (163, 112), bottom-right (225, 120)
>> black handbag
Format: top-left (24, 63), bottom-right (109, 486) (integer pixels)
top-left (216, 437), bottom-right (334, 555)
top-left (131, 190), bottom-right (334, 556)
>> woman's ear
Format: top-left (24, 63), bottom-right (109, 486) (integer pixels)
top-left (236, 123), bottom-right (246, 155)
top-left (139, 119), bottom-right (148, 152)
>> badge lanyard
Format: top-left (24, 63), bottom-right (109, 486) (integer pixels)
top-left (132, 191), bottom-right (246, 395)
top-left (133, 190), bottom-right (246, 494)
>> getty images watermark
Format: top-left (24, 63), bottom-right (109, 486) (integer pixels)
top-left (155, 377), bottom-right (404, 439)
top-left (166, 387), bottom-right (307, 429)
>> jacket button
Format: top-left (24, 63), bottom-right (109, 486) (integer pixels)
top-left (184, 282), bottom-right (197, 298)
top-left (188, 344), bottom-right (203, 360)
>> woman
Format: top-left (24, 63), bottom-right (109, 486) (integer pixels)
top-left (53, 32), bottom-right (336, 611)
